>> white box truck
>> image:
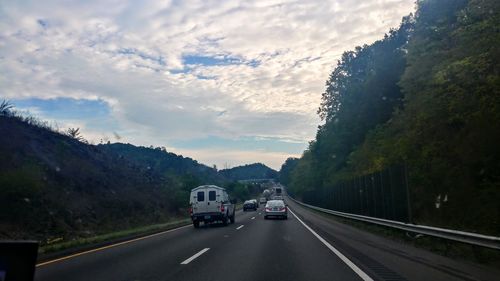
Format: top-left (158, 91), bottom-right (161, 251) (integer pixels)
top-left (189, 185), bottom-right (236, 228)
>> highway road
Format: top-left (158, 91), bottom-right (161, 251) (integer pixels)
top-left (35, 198), bottom-right (499, 281)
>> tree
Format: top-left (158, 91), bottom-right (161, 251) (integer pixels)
top-left (0, 100), bottom-right (14, 116)
top-left (279, 157), bottom-right (299, 186)
top-left (288, 0), bottom-right (500, 235)
top-left (66, 127), bottom-right (85, 142)
top-left (289, 16), bottom-right (414, 195)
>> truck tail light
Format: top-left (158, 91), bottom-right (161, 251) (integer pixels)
top-left (189, 206), bottom-right (193, 215)
top-left (220, 204), bottom-right (225, 212)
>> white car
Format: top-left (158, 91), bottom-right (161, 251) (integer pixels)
top-left (264, 200), bottom-right (287, 220)
top-left (189, 185), bottom-right (236, 228)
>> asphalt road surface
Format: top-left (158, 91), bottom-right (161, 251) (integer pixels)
top-left (35, 198), bottom-right (500, 281)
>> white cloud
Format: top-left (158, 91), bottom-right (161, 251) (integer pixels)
top-left (0, 0), bottom-right (415, 167)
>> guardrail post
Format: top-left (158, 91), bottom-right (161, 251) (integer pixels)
top-left (379, 171), bottom-right (386, 219)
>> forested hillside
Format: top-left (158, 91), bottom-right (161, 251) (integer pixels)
top-left (99, 143), bottom-right (226, 185)
top-left (0, 105), bottom-right (234, 241)
top-left (0, 116), bottom-right (215, 241)
top-left (285, 0), bottom-right (500, 235)
top-left (219, 163), bottom-right (278, 181)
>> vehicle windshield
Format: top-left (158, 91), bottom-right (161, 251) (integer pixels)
top-left (266, 201), bottom-right (285, 207)
top-left (2, 1), bottom-right (498, 281)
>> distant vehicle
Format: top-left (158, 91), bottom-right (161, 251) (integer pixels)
top-left (272, 195), bottom-right (284, 201)
top-left (263, 189), bottom-right (272, 200)
top-left (243, 200), bottom-right (257, 211)
top-left (189, 185), bottom-right (235, 228)
top-left (251, 199), bottom-right (259, 209)
top-left (264, 200), bottom-right (287, 219)
top-left (259, 197), bottom-right (267, 204)
top-left (275, 187), bottom-right (282, 195)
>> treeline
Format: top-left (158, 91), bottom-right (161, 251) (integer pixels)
top-left (282, 0), bottom-right (500, 235)
top-left (219, 163), bottom-right (278, 181)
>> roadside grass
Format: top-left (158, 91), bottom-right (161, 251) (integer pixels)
top-left (39, 218), bottom-right (191, 257)
top-left (39, 204), bottom-right (246, 259)
top-left (304, 206), bottom-right (500, 267)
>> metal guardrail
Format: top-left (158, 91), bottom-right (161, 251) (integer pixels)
top-left (288, 196), bottom-right (500, 250)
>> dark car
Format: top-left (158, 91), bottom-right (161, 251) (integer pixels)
top-left (250, 199), bottom-right (259, 209)
top-left (243, 200), bottom-right (258, 211)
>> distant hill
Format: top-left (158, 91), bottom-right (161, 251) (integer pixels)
top-left (99, 143), bottom-right (225, 184)
top-left (219, 163), bottom-right (278, 181)
top-left (0, 112), bottom-right (224, 241)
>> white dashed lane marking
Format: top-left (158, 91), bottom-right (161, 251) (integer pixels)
top-left (180, 248), bottom-right (210, 265)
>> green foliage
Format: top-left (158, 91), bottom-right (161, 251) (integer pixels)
top-left (278, 157), bottom-right (299, 187)
top-left (99, 143), bottom-right (225, 184)
top-left (39, 218), bottom-right (191, 255)
top-left (219, 163), bottom-right (278, 181)
top-left (289, 15), bottom-right (413, 194)
top-left (0, 114), bottom-right (228, 241)
top-left (288, 150), bottom-right (320, 197)
top-left (288, 0), bottom-right (500, 235)
top-left (0, 108), bottom-right (270, 241)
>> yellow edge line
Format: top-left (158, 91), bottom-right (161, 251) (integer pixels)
top-left (36, 224), bottom-right (191, 267)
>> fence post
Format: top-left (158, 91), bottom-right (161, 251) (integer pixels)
top-left (335, 184), bottom-right (340, 211)
top-left (404, 164), bottom-right (413, 223)
top-left (379, 170), bottom-right (386, 219)
top-left (371, 175), bottom-right (377, 217)
top-left (389, 167), bottom-right (396, 220)
top-left (353, 177), bottom-right (363, 215)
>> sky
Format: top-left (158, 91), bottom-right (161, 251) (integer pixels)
top-left (0, 0), bottom-right (415, 170)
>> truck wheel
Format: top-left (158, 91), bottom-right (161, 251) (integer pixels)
top-left (222, 216), bottom-right (229, 226)
top-left (193, 221), bottom-right (200, 228)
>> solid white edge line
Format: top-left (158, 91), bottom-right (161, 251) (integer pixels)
top-left (236, 225), bottom-right (244, 230)
top-left (180, 248), bottom-right (210, 265)
top-left (288, 208), bottom-right (374, 281)
top-left (36, 224), bottom-right (192, 267)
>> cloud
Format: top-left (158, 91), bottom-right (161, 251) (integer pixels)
top-left (0, 0), bottom-right (415, 167)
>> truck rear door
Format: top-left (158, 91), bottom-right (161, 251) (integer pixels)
top-left (206, 188), bottom-right (220, 213)
top-left (194, 188), bottom-right (207, 213)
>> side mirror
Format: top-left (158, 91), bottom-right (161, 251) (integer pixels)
top-left (230, 199), bottom-right (237, 204)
